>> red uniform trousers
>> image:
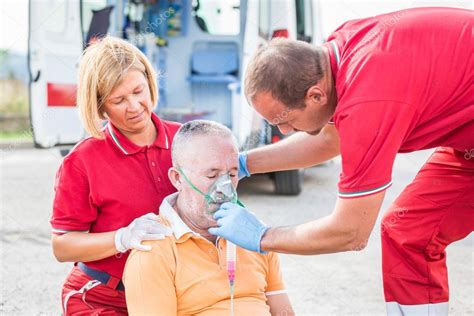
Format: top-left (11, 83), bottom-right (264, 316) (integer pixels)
top-left (61, 265), bottom-right (127, 315)
top-left (382, 147), bottom-right (474, 315)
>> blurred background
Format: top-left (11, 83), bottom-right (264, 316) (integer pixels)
top-left (1, 0), bottom-right (472, 314)
top-left (1, 0), bottom-right (472, 148)
top-left (2, 0), bottom-right (472, 146)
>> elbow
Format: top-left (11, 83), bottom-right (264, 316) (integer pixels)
top-left (349, 237), bottom-right (369, 252)
top-left (343, 229), bottom-right (370, 252)
top-left (53, 251), bottom-right (67, 263)
top-left (51, 234), bottom-right (69, 262)
top-left (52, 244), bottom-right (67, 262)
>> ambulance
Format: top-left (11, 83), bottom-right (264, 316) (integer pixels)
top-left (28, 0), bottom-right (323, 195)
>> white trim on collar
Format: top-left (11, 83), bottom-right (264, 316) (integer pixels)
top-left (107, 123), bottom-right (129, 155)
top-left (159, 193), bottom-right (198, 239)
top-left (330, 40), bottom-right (341, 65)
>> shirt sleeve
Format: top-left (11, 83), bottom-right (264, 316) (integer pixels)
top-left (336, 100), bottom-right (414, 198)
top-left (50, 156), bottom-right (98, 234)
top-left (264, 252), bottom-right (286, 295)
top-left (123, 240), bottom-right (177, 315)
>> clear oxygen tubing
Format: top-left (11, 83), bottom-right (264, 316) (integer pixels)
top-left (227, 240), bottom-right (236, 316)
top-left (227, 200), bottom-right (244, 316)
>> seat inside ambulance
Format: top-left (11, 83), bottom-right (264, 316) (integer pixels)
top-left (188, 41), bottom-right (239, 127)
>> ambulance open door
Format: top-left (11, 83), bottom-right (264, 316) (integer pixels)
top-left (28, 0), bottom-right (85, 148)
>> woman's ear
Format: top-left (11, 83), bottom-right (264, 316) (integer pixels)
top-left (168, 167), bottom-right (181, 190)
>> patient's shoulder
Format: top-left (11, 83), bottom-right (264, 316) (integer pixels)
top-left (126, 236), bottom-right (178, 270)
top-left (252, 249), bottom-right (278, 260)
top-left (127, 216), bottom-right (177, 260)
top-left (263, 251), bottom-right (281, 267)
top-left (122, 237), bottom-right (179, 297)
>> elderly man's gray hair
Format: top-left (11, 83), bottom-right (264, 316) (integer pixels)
top-left (171, 120), bottom-right (237, 166)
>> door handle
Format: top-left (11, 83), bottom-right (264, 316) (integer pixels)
top-left (32, 70), bottom-right (41, 82)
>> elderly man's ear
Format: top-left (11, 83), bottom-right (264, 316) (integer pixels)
top-left (168, 168), bottom-right (182, 191)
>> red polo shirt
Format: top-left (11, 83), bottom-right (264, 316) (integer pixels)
top-left (325, 7), bottom-right (473, 198)
top-left (51, 113), bottom-right (181, 278)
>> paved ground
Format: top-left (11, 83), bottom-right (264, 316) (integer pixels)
top-left (0, 147), bottom-right (472, 315)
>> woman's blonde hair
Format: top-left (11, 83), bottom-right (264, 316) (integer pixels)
top-left (77, 36), bottom-right (158, 138)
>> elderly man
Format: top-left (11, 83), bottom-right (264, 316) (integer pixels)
top-left (209, 7), bottom-right (473, 315)
top-left (123, 120), bottom-right (293, 315)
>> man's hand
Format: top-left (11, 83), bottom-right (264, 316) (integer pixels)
top-left (208, 202), bottom-right (268, 253)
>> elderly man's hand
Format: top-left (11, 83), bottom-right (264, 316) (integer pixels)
top-left (208, 202), bottom-right (268, 253)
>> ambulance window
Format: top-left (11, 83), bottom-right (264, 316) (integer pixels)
top-left (81, 1), bottom-right (108, 40)
top-left (192, 0), bottom-right (240, 35)
top-left (258, 0), bottom-right (270, 39)
top-left (295, 0), bottom-right (313, 42)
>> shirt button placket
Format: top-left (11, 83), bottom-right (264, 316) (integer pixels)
top-left (150, 161), bottom-right (161, 181)
top-left (147, 151), bottom-right (162, 190)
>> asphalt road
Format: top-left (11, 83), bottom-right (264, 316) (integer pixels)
top-left (1, 147), bottom-right (472, 315)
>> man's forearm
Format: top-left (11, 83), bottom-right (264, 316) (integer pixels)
top-left (259, 193), bottom-right (385, 255)
top-left (246, 125), bottom-right (340, 175)
top-left (260, 215), bottom-right (359, 255)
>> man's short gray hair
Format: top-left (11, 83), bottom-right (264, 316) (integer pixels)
top-left (171, 120), bottom-right (237, 166)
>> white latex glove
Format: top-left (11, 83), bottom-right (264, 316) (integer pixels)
top-left (115, 212), bottom-right (172, 252)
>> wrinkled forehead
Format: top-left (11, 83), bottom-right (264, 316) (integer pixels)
top-left (179, 135), bottom-right (239, 173)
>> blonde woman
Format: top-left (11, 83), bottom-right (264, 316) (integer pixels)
top-left (50, 36), bottom-right (181, 315)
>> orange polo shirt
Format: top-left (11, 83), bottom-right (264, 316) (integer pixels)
top-left (123, 193), bottom-right (286, 315)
